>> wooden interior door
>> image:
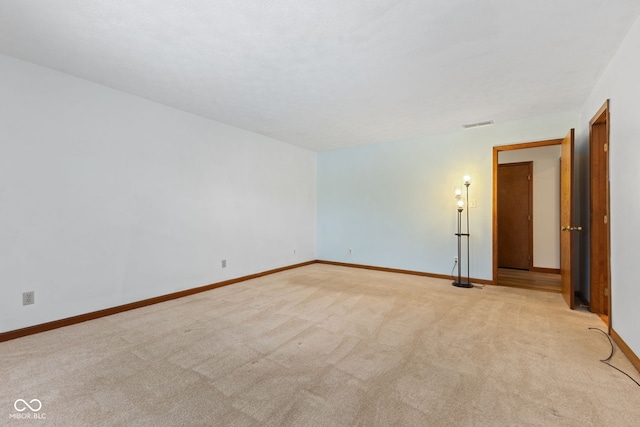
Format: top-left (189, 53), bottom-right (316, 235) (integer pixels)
top-left (498, 162), bottom-right (532, 269)
top-left (590, 100), bottom-right (610, 320)
top-left (560, 129), bottom-right (577, 309)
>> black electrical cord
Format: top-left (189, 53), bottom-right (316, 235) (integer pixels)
top-left (449, 260), bottom-right (484, 288)
top-left (589, 327), bottom-right (640, 387)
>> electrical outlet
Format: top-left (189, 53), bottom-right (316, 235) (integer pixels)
top-left (348, 248), bottom-right (353, 254)
top-left (23, 291), bottom-right (35, 306)
top-left (221, 259), bottom-right (227, 268)
top-left (293, 248), bottom-right (296, 254)
top-left (454, 257), bottom-right (458, 263)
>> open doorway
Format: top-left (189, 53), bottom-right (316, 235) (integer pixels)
top-left (493, 139), bottom-right (562, 293)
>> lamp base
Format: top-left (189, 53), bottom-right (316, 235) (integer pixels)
top-left (452, 280), bottom-right (473, 288)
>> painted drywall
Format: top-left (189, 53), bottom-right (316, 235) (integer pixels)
top-left (0, 54), bottom-right (316, 333)
top-left (576, 16), bottom-right (640, 358)
top-left (499, 145), bottom-right (561, 270)
top-left (318, 112), bottom-right (577, 281)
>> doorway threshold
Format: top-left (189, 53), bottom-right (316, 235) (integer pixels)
top-left (497, 268), bottom-right (561, 293)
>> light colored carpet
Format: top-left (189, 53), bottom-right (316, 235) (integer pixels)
top-left (1, 264), bottom-right (639, 426)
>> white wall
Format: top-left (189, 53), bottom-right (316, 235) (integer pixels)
top-left (318, 112), bottom-right (577, 280)
top-left (499, 145), bottom-right (561, 270)
top-left (0, 54), bottom-right (317, 333)
top-left (577, 16), bottom-right (640, 357)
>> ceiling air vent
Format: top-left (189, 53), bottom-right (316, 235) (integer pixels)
top-left (462, 120), bottom-right (494, 129)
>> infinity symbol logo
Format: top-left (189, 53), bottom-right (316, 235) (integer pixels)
top-left (14, 399), bottom-right (42, 412)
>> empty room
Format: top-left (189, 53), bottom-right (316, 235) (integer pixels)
top-left (1, 1), bottom-right (640, 425)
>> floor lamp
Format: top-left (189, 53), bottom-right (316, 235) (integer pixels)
top-left (453, 175), bottom-right (473, 288)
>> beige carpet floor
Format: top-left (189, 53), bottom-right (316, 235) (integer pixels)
top-left (1, 264), bottom-right (639, 426)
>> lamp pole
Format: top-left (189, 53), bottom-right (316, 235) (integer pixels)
top-left (455, 204), bottom-right (463, 285)
top-left (465, 178), bottom-right (471, 286)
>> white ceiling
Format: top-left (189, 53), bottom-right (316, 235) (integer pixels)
top-left (1, 1), bottom-right (639, 152)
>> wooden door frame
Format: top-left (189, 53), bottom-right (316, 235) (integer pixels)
top-left (497, 161), bottom-right (534, 270)
top-left (492, 139), bottom-right (563, 283)
top-left (589, 99), bottom-right (611, 329)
